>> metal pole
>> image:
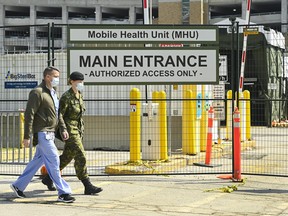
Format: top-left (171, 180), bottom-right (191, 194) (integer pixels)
top-left (230, 17), bottom-right (236, 175)
top-left (236, 21), bottom-right (240, 108)
top-left (47, 23), bottom-right (51, 67)
top-left (149, 0), bottom-right (153, 23)
top-left (167, 85), bottom-right (172, 156)
top-left (142, 0), bottom-right (149, 103)
top-left (51, 22), bottom-right (55, 66)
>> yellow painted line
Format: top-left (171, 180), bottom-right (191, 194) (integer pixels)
top-left (69, 185), bottom-right (166, 209)
top-left (90, 181), bottom-right (113, 186)
top-left (2, 189), bottom-right (13, 194)
top-left (117, 187), bottom-right (165, 202)
top-left (156, 193), bottom-right (226, 212)
top-left (275, 202), bottom-right (288, 211)
top-left (10, 194), bottom-right (58, 204)
top-left (187, 192), bottom-right (226, 208)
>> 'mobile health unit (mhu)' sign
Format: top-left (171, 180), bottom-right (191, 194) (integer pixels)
top-left (69, 25), bottom-right (218, 43)
top-left (68, 25), bottom-right (219, 84)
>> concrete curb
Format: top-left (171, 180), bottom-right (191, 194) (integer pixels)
top-left (105, 139), bottom-right (256, 174)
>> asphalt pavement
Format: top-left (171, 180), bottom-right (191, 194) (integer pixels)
top-left (0, 174), bottom-right (288, 216)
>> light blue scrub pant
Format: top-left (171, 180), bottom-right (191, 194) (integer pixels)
top-left (12, 132), bottom-right (72, 196)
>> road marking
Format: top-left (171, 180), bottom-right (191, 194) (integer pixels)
top-left (187, 192), bottom-right (226, 208)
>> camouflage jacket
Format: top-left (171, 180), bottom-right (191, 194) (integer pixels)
top-left (59, 88), bottom-right (86, 135)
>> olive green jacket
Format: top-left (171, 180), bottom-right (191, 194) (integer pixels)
top-left (24, 80), bottom-right (67, 139)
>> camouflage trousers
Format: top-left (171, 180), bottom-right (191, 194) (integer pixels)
top-left (60, 134), bottom-right (88, 181)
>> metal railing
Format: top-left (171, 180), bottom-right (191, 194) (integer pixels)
top-left (0, 110), bottom-right (33, 165)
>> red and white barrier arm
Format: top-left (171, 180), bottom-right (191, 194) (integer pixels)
top-left (143, 0), bottom-right (150, 25)
top-left (239, 0), bottom-right (252, 92)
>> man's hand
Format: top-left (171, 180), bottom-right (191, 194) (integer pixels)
top-left (23, 139), bottom-right (31, 148)
top-left (61, 131), bottom-right (69, 140)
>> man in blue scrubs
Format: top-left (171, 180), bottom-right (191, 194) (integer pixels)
top-left (10, 66), bottom-right (75, 203)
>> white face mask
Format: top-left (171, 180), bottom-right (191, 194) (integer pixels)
top-left (51, 77), bottom-right (60, 87)
top-left (76, 82), bottom-right (84, 92)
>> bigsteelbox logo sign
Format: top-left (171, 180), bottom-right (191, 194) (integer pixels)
top-left (5, 70), bottom-right (36, 80)
top-left (4, 70), bottom-right (37, 89)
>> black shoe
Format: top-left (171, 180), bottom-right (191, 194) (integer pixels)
top-left (84, 185), bottom-right (103, 195)
top-left (82, 178), bottom-right (103, 195)
top-left (57, 194), bottom-right (75, 203)
top-left (10, 184), bottom-right (26, 198)
top-left (42, 175), bottom-right (56, 191)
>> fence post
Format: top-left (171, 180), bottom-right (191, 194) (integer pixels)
top-left (130, 88), bottom-right (141, 162)
top-left (226, 90), bottom-right (232, 140)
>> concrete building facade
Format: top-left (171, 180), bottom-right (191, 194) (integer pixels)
top-left (0, 0), bottom-right (287, 52)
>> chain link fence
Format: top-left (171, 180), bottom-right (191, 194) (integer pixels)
top-left (0, 23), bottom-right (288, 177)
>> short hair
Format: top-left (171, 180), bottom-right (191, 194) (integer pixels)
top-left (43, 66), bottom-right (60, 77)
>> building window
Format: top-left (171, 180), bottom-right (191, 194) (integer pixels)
top-left (182, 0), bottom-right (190, 24)
top-left (36, 7), bottom-right (62, 19)
top-left (68, 7), bottom-right (95, 20)
top-left (5, 6), bottom-right (30, 18)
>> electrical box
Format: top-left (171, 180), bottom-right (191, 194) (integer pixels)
top-left (141, 102), bottom-right (160, 160)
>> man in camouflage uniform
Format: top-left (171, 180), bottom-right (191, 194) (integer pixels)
top-left (42, 71), bottom-right (102, 195)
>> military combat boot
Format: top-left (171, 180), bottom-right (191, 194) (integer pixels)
top-left (81, 178), bottom-right (103, 195)
top-left (42, 174), bottom-right (56, 191)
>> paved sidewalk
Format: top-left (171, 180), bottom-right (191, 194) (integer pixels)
top-left (1, 174), bottom-right (288, 216)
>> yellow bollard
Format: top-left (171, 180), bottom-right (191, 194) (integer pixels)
top-left (19, 112), bottom-right (24, 148)
top-left (190, 85), bottom-right (197, 154)
top-left (183, 89), bottom-right (197, 155)
top-left (200, 85), bottom-right (207, 152)
top-left (186, 90), bottom-right (193, 154)
top-left (226, 90), bottom-right (232, 140)
top-left (130, 88), bottom-right (141, 162)
top-left (182, 89), bottom-right (188, 154)
top-left (244, 90), bottom-right (251, 140)
top-left (159, 91), bottom-right (168, 160)
top-left (152, 91), bottom-right (159, 102)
